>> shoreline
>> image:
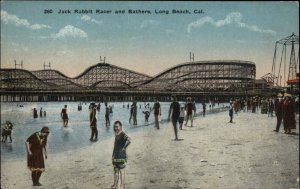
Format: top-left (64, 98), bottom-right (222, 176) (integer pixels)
top-left (1, 106), bottom-right (228, 162)
top-left (1, 110), bottom-right (299, 189)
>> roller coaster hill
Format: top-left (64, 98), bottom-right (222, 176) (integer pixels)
top-left (0, 60), bottom-right (282, 102)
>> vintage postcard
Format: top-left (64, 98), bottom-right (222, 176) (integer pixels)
top-left (1, 1), bottom-right (299, 189)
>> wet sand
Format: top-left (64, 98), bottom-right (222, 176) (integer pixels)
top-left (1, 110), bottom-right (299, 189)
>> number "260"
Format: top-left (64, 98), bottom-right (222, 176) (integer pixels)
top-left (44, 9), bottom-right (53, 14)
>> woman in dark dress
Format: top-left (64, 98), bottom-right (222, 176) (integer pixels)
top-left (25, 126), bottom-right (50, 186)
top-left (283, 96), bottom-right (296, 134)
top-left (111, 121), bottom-right (131, 189)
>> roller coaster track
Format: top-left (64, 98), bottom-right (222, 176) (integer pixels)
top-left (1, 60), bottom-right (256, 93)
top-left (136, 60), bottom-right (256, 92)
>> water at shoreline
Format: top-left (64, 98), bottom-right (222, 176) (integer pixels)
top-left (1, 101), bottom-right (227, 161)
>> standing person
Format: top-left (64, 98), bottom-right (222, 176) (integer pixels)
top-left (184, 97), bottom-right (194, 127)
top-left (267, 99), bottom-right (275, 117)
top-left (133, 102), bottom-right (137, 126)
top-left (168, 96), bottom-right (181, 140)
top-left (61, 105), bottom-right (69, 127)
top-left (109, 105), bottom-right (114, 123)
top-left (193, 101), bottom-right (197, 115)
top-left (247, 98), bottom-right (251, 112)
top-left (105, 105), bottom-right (110, 127)
top-left (111, 121), bottom-right (131, 189)
top-left (40, 108), bottom-right (43, 117)
top-left (252, 98), bottom-right (257, 113)
top-left (260, 98), bottom-right (268, 114)
top-left (202, 102), bottom-right (206, 117)
top-left (78, 103), bottom-right (82, 111)
top-left (97, 103), bottom-right (101, 111)
top-left (132, 101), bottom-right (137, 126)
top-left (229, 101), bottom-right (234, 123)
top-left (283, 96), bottom-right (296, 134)
top-left (151, 98), bottom-right (161, 129)
top-left (2, 121), bottom-right (13, 143)
top-left (25, 127), bottom-right (50, 186)
top-left (89, 104), bottom-right (98, 142)
top-left (233, 100), bottom-right (239, 114)
top-left (129, 102), bottom-right (134, 124)
top-left (179, 107), bottom-right (185, 130)
top-left (33, 108), bottom-right (38, 118)
top-left (274, 98), bottom-right (284, 132)
top-left (243, 100), bottom-right (247, 112)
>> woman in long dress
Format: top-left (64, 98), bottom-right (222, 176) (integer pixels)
top-left (25, 126), bottom-right (50, 186)
top-left (283, 97), bottom-right (296, 134)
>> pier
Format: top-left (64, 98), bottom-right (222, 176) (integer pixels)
top-left (0, 60), bottom-right (281, 102)
top-left (0, 89), bottom-right (277, 102)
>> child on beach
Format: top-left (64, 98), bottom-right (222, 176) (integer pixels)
top-left (142, 111), bottom-right (150, 122)
top-left (111, 121), bottom-right (131, 189)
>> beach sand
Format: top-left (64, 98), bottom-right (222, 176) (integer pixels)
top-left (1, 110), bottom-right (299, 189)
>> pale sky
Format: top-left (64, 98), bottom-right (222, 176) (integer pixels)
top-left (1, 1), bottom-right (299, 79)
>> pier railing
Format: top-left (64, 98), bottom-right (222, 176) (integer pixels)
top-left (0, 89), bottom-right (278, 102)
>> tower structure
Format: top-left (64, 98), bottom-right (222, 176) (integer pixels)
top-left (272, 33), bottom-right (299, 91)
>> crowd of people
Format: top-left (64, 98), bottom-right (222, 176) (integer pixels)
top-left (5, 95), bottom-right (297, 188)
top-left (227, 96), bottom-right (298, 135)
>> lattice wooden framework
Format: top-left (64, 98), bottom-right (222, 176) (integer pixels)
top-left (0, 69), bottom-right (56, 90)
top-left (138, 60), bottom-right (256, 92)
top-left (31, 70), bottom-right (81, 90)
top-left (1, 61), bottom-right (255, 92)
top-left (74, 63), bottom-right (152, 89)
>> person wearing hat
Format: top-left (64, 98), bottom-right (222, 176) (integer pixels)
top-left (25, 126), bottom-right (50, 186)
top-left (274, 97), bottom-right (284, 132)
top-left (283, 96), bottom-right (296, 134)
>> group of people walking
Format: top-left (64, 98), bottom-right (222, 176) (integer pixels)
top-left (168, 96), bottom-right (198, 140)
top-left (274, 96), bottom-right (297, 134)
top-left (228, 96), bottom-right (298, 135)
top-left (24, 95), bottom-right (297, 188)
top-left (127, 96), bottom-right (197, 140)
